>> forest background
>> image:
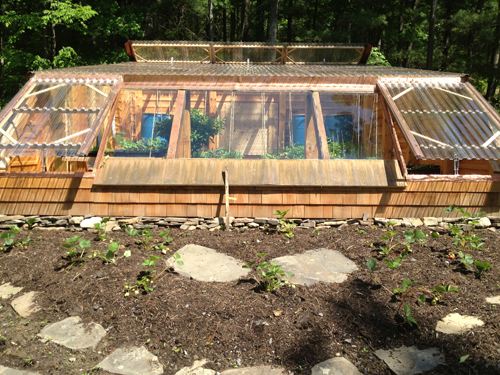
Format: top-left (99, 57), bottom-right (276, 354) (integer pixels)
top-left (0, 0), bottom-right (499, 109)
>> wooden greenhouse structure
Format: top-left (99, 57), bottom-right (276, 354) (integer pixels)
top-left (0, 41), bottom-right (498, 218)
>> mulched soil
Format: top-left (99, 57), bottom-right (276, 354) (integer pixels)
top-left (0, 225), bottom-right (498, 375)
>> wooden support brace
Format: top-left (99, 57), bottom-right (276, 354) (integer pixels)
top-left (377, 83), bottom-right (424, 159)
top-left (167, 90), bottom-right (186, 159)
top-left (223, 169), bottom-right (231, 229)
top-left (278, 92), bottom-right (286, 151)
top-left (311, 91), bottom-right (330, 159)
top-left (382, 101), bottom-right (408, 178)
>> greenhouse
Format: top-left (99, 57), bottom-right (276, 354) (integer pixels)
top-left (0, 41), bottom-right (498, 218)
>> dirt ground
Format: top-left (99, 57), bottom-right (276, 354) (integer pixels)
top-left (0, 224), bottom-right (498, 374)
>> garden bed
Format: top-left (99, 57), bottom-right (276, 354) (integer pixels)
top-left (0, 224), bottom-right (498, 374)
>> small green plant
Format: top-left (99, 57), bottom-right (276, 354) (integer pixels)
top-left (392, 278), bottom-right (413, 297)
top-left (142, 255), bottom-right (160, 267)
top-left (385, 254), bottom-right (405, 269)
top-left (366, 258), bottom-right (377, 272)
top-left (93, 241), bottom-right (120, 264)
top-left (402, 303), bottom-right (418, 327)
top-left (274, 209), bottom-right (296, 239)
top-left (25, 217), bottom-right (38, 230)
top-left (0, 226), bottom-right (21, 252)
top-left (246, 252), bottom-right (291, 292)
top-left (418, 284), bottom-right (459, 305)
top-left (93, 218), bottom-right (109, 241)
top-left (377, 229), bottom-right (397, 257)
top-left (63, 236), bottom-right (91, 265)
top-left (474, 259), bottom-right (491, 278)
top-left (137, 229), bottom-right (154, 250)
top-left (457, 251), bottom-right (475, 271)
top-left (262, 144), bottom-right (305, 159)
top-left (124, 270), bottom-right (155, 296)
top-left (125, 225), bottom-right (139, 237)
top-left (197, 148), bottom-right (243, 159)
top-left (153, 229), bottom-right (174, 253)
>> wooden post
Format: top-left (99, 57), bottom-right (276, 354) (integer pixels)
top-left (305, 93), bottom-right (319, 159)
top-left (311, 91), bottom-right (330, 159)
top-left (177, 109), bottom-right (191, 158)
top-left (278, 92), bottom-right (286, 151)
top-left (167, 90), bottom-right (186, 159)
top-left (223, 169), bottom-right (230, 229)
top-left (381, 101), bottom-right (408, 178)
top-left (208, 91), bottom-right (218, 150)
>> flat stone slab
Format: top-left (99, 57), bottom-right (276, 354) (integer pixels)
top-left (435, 313), bottom-right (484, 334)
top-left (221, 366), bottom-right (287, 375)
top-left (80, 216), bottom-right (102, 229)
top-left (175, 360), bottom-right (216, 375)
top-left (11, 291), bottom-right (40, 317)
top-left (38, 316), bottom-right (106, 350)
top-left (97, 346), bottom-right (163, 375)
top-left (311, 357), bottom-right (362, 375)
top-left (375, 346), bottom-right (445, 375)
top-left (486, 295), bottom-right (500, 304)
top-left (0, 365), bottom-right (40, 375)
top-left (271, 248), bottom-right (358, 286)
top-left (167, 244), bottom-right (250, 282)
top-left (0, 283), bottom-right (23, 300)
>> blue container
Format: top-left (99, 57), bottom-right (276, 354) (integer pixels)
top-left (141, 114), bottom-right (171, 139)
top-left (292, 115), bottom-right (305, 145)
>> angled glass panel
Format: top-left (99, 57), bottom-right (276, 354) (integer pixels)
top-left (381, 79), bottom-right (500, 160)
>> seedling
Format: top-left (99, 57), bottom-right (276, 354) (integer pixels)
top-left (403, 303), bottom-right (418, 327)
top-left (246, 252), bottom-right (291, 292)
top-left (0, 226), bottom-right (21, 252)
top-left (153, 229), bottom-right (174, 253)
top-left (94, 241), bottom-right (120, 264)
top-left (125, 225), bottom-right (139, 237)
top-left (385, 254), bottom-right (405, 269)
top-left (418, 284), bottom-right (459, 305)
top-left (25, 217), bottom-right (38, 230)
top-left (366, 258), bottom-right (377, 272)
top-left (63, 235), bottom-right (91, 265)
top-left (274, 210), bottom-right (296, 239)
top-left (474, 259), bottom-right (491, 278)
top-left (136, 229), bottom-right (154, 250)
top-left (392, 278), bottom-right (413, 297)
top-left (124, 270), bottom-right (154, 296)
top-left (93, 218), bottom-right (109, 241)
top-left (142, 255), bottom-right (160, 267)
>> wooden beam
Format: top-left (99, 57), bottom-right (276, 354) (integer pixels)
top-left (381, 100), bottom-right (408, 178)
top-left (208, 91), bottom-right (218, 150)
top-left (25, 83), bottom-right (66, 98)
top-left (377, 83), bottom-right (424, 159)
top-left (177, 109), bottom-right (191, 158)
top-left (94, 99), bottom-right (120, 171)
top-left (166, 90), bottom-right (186, 159)
top-left (305, 93), bottom-right (318, 159)
top-left (52, 128), bottom-right (91, 144)
top-left (78, 81), bottom-right (122, 155)
top-left (311, 91), bottom-right (330, 159)
top-left (278, 92), bottom-right (286, 151)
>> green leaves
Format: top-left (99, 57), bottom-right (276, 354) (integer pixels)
top-left (403, 303), bottom-right (418, 327)
top-left (385, 255), bottom-right (405, 270)
top-left (366, 258), bottom-right (377, 272)
top-left (393, 278), bottom-right (413, 296)
top-left (142, 255), bottom-right (160, 267)
top-left (404, 229), bottom-right (427, 245)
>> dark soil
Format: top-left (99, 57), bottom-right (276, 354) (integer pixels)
top-left (0, 225), bottom-right (499, 374)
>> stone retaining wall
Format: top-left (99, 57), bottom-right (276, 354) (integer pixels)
top-left (0, 215), bottom-right (498, 232)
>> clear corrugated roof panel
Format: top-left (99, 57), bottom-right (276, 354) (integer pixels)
top-left (381, 79), bottom-right (500, 160)
top-left (0, 76), bottom-right (120, 156)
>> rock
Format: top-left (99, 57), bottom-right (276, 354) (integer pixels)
top-left (221, 366), bottom-right (286, 374)
top-left (54, 219), bottom-right (68, 226)
top-left (300, 220), bottom-right (316, 228)
top-left (0, 216), bottom-right (24, 223)
top-left (486, 296), bottom-right (500, 304)
top-left (80, 217), bottom-right (102, 229)
top-left (175, 359), bottom-right (216, 375)
top-left (38, 316), bottom-right (106, 350)
top-left (105, 220), bottom-right (119, 232)
top-left (167, 244), bottom-right (250, 282)
top-left (247, 222), bottom-right (260, 228)
top-left (11, 291), bottom-right (40, 317)
top-left (233, 218), bottom-right (254, 224)
top-left (69, 216), bottom-right (84, 225)
top-left (443, 217), bottom-right (462, 223)
top-left (423, 217), bottom-right (439, 227)
top-left (0, 365), bottom-right (40, 374)
top-left (402, 218), bottom-right (423, 227)
top-left (375, 218), bottom-right (403, 226)
top-left (254, 218), bottom-right (269, 225)
top-left (34, 227), bottom-right (66, 231)
top-left (267, 218), bottom-right (280, 226)
top-left (118, 217), bottom-right (141, 225)
top-left (323, 221), bottom-right (347, 227)
top-left (474, 217), bottom-right (491, 228)
top-left (180, 224), bottom-right (190, 230)
top-left (0, 283), bottom-right (23, 300)
top-left (188, 226), bottom-right (197, 231)
top-left (311, 357), bottom-right (362, 375)
top-left (375, 346), bottom-right (445, 375)
top-left (271, 248), bottom-right (358, 286)
top-left (435, 313), bottom-right (484, 334)
top-left (97, 346), bottom-right (163, 375)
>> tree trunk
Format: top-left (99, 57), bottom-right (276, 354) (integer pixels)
top-left (440, 1), bottom-right (453, 70)
top-left (286, 0), bottom-right (293, 42)
top-left (402, 0), bottom-right (420, 67)
top-left (268, 0), bottom-right (279, 43)
top-left (240, 0), bottom-right (250, 40)
top-left (207, 0), bottom-right (213, 41)
top-left (230, 4), bottom-right (236, 41)
top-left (426, 0), bottom-right (437, 69)
top-left (222, 6), bottom-right (228, 42)
top-left (486, 0), bottom-right (500, 100)
top-left (51, 23), bottom-right (57, 60)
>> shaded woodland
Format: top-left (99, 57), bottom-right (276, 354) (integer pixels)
top-left (1, 0), bottom-right (499, 108)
